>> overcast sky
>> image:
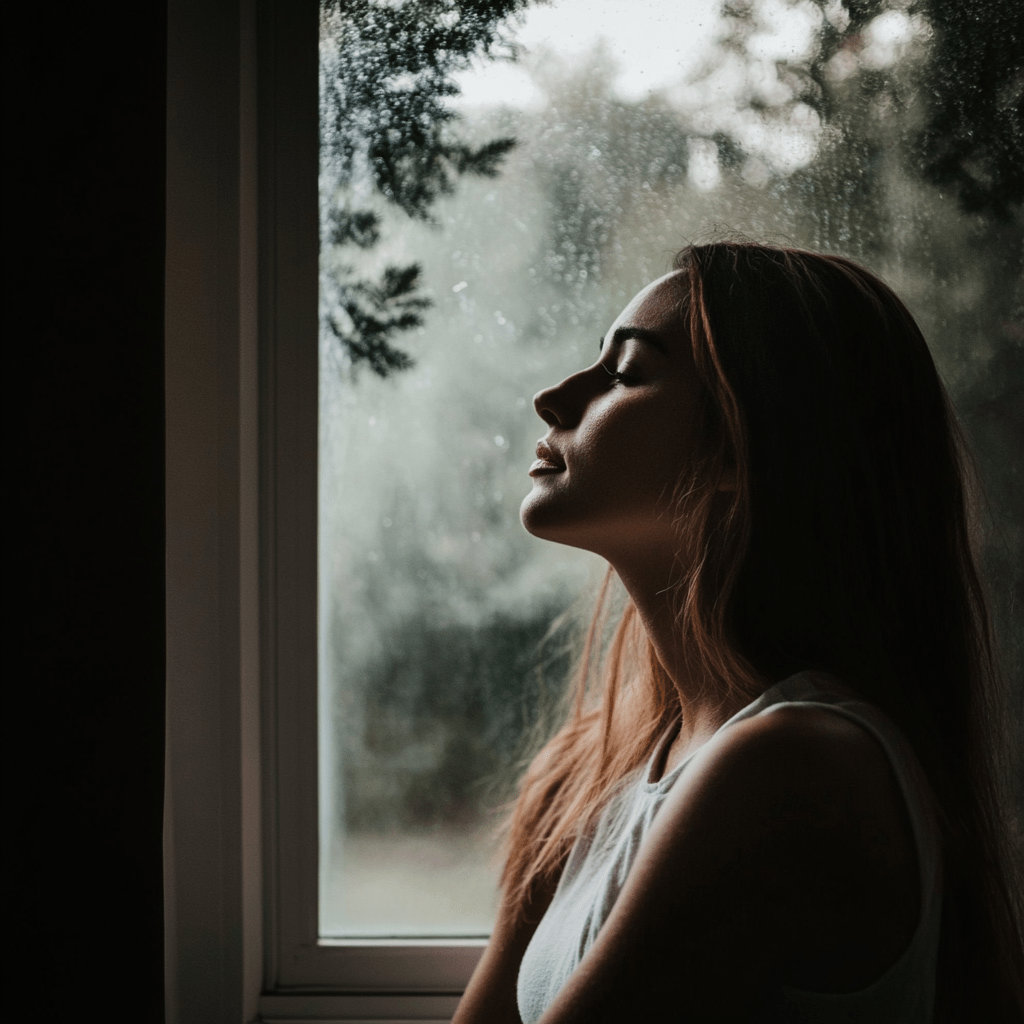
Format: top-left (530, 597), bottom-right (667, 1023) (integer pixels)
top-left (450, 0), bottom-right (730, 109)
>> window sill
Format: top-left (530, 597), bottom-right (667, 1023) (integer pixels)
top-left (257, 992), bottom-right (460, 1023)
top-left (270, 941), bottom-right (485, 991)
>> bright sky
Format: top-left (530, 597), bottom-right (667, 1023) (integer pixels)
top-left (450, 0), bottom-right (729, 109)
top-left (448, 0), bottom-right (923, 173)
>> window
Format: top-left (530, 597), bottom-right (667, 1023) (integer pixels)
top-left (164, 0), bottom-right (1021, 1020)
top-left (257, 0), bottom-right (494, 1013)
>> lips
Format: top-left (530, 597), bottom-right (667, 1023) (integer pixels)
top-left (530, 438), bottom-right (566, 476)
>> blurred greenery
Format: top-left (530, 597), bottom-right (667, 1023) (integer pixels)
top-left (320, 0), bottom-right (531, 376)
top-left (320, 0), bottom-right (1022, 849)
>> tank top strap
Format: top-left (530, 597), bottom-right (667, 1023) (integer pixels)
top-left (743, 672), bottom-right (943, 1024)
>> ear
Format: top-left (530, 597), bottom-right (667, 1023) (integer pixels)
top-left (717, 466), bottom-right (738, 492)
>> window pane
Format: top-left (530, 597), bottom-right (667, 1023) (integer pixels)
top-left (319, 0), bottom-right (1021, 937)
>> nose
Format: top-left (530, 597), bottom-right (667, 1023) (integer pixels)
top-left (533, 382), bottom-right (562, 427)
top-left (533, 369), bottom-right (585, 428)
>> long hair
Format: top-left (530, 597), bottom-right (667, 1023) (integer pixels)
top-left (496, 242), bottom-right (1023, 1020)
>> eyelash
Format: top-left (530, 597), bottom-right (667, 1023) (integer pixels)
top-left (601, 363), bottom-right (636, 385)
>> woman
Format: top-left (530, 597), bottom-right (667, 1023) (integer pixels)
top-left (452, 243), bottom-right (1022, 1023)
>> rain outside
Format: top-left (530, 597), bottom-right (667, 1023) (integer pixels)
top-left (317, 0), bottom-right (1022, 936)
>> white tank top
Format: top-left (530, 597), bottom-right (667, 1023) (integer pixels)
top-left (516, 672), bottom-right (943, 1023)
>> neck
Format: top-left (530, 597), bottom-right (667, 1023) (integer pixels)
top-left (611, 556), bottom-right (751, 746)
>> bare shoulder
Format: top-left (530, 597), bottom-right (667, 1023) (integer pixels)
top-left (656, 701), bottom-right (921, 989)
top-left (707, 700), bottom-right (889, 768)
top-left (683, 700), bottom-right (900, 793)
top-left (671, 702), bottom-right (918, 874)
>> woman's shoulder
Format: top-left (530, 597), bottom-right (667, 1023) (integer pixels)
top-left (722, 694), bottom-right (887, 767)
top-left (721, 671), bottom-right (926, 794)
top-left (518, 695), bottom-right (924, 1020)
top-left (654, 698), bottom-right (922, 989)
top-left (679, 698), bottom-right (917, 854)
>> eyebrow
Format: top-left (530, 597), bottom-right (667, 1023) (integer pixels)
top-left (598, 327), bottom-right (670, 355)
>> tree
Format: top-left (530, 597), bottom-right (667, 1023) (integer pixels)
top-left (320, 0), bottom-right (532, 376)
top-left (914, 0), bottom-right (1023, 220)
top-left (717, 0), bottom-right (1022, 218)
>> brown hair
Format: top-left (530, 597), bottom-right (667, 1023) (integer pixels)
top-left (496, 242), bottom-right (1023, 1020)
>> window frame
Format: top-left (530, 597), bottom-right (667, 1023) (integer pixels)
top-left (164, 0), bottom-right (485, 1019)
top-left (260, 0), bottom-right (488, 1003)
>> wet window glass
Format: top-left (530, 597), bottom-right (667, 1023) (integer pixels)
top-left (318, 0), bottom-right (1022, 937)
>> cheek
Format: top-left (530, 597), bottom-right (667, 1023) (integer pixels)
top-left (575, 403), bottom-right (692, 505)
top-left (592, 406), bottom-right (692, 492)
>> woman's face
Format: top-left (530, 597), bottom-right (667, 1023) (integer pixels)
top-left (520, 272), bottom-right (705, 568)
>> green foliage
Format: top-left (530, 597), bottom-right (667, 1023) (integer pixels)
top-left (914, 0), bottom-right (1024, 219)
top-left (326, 263), bottom-right (431, 376)
top-left (718, 0), bottom-right (1022, 223)
top-left (320, 0), bottom-right (529, 376)
top-left (342, 610), bottom-right (570, 829)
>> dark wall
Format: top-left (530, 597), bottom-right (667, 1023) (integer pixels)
top-left (10, 4), bottom-right (167, 1017)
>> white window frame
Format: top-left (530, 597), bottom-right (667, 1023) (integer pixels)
top-left (164, 1), bottom-right (485, 1020)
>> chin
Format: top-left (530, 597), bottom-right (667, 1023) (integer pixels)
top-left (521, 492), bottom-right (562, 540)
top-left (520, 491), bottom-right (594, 551)
top-left (519, 490), bottom-right (550, 539)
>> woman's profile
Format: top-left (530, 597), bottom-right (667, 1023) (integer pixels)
top-left (452, 243), bottom-right (1023, 1023)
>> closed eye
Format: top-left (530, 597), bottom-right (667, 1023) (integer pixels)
top-left (601, 363), bottom-right (638, 385)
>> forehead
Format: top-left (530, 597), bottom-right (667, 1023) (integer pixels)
top-left (606, 271), bottom-right (686, 337)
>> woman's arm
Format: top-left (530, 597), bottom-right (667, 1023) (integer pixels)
top-left (452, 871), bottom-right (561, 1024)
top-left (530, 706), bottom-right (920, 1023)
